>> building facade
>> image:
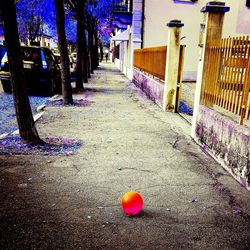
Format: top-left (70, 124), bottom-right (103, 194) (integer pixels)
top-left (112, 0), bottom-right (250, 81)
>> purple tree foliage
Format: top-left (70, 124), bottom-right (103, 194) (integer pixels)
top-left (87, 0), bottom-right (119, 44)
top-left (1, 0), bottom-right (118, 46)
top-left (16, 0), bottom-right (56, 43)
top-left (65, 11), bottom-right (77, 43)
top-left (15, 0), bottom-right (76, 43)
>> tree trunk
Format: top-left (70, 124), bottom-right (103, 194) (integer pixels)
top-left (93, 30), bottom-right (99, 69)
top-left (89, 47), bottom-right (93, 74)
top-left (100, 43), bottom-right (104, 63)
top-left (0, 0), bottom-right (42, 145)
top-left (87, 50), bottom-right (91, 77)
top-left (54, 0), bottom-right (73, 104)
top-left (81, 7), bottom-right (88, 83)
top-left (75, 0), bottom-right (85, 91)
top-left (87, 19), bottom-right (95, 73)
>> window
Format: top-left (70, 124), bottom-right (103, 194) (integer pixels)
top-left (21, 47), bottom-right (42, 65)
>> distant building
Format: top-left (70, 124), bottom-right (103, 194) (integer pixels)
top-left (28, 34), bottom-right (57, 49)
top-left (40, 34), bottom-right (53, 48)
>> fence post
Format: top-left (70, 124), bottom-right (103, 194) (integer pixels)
top-left (191, 1), bottom-right (230, 138)
top-left (163, 20), bottom-right (184, 112)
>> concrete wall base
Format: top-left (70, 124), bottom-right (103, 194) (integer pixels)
top-left (193, 105), bottom-right (250, 190)
top-left (114, 59), bottom-right (133, 80)
top-left (133, 69), bottom-right (164, 107)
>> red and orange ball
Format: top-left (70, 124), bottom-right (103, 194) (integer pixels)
top-left (121, 191), bottom-right (143, 216)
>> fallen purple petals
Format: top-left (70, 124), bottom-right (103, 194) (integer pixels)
top-left (233, 207), bottom-right (242, 215)
top-left (0, 135), bottom-right (82, 156)
top-left (240, 183), bottom-right (246, 188)
top-left (217, 185), bottom-right (225, 192)
top-left (47, 98), bottom-right (94, 107)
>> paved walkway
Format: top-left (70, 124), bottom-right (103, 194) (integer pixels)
top-left (1, 63), bottom-right (250, 249)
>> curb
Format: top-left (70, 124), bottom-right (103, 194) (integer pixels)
top-left (0, 94), bottom-right (59, 140)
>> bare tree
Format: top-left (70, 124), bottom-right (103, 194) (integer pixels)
top-left (54, 0), bottom-right (73, 104)
top-left (65, 0), bottom-right (88, 91)
top-left (0, 0), bottom-right (42, 144)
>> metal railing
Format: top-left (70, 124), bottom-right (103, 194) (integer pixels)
top-left (113, 0), bottom-right (132, 12)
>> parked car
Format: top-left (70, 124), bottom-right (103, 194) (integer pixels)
top-left (0, 45), bottom-right (6, 63)
top-left (0, 46), bottom-right (62, 95)
top-left (53, 52), bottom-right (76, 82)
top-left (53, 52), bottom-right (76, 72)
top-left (53, 53), bottom-right (61, 65)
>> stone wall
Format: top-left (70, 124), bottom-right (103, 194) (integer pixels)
top-left (194, 105), bottom-right (250, 190)
top-left (133, 69), bottom-right (164, 107)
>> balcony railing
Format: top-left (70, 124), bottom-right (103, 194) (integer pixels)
top-left (113, 0), bottom-right (133, 13)
top-left (112, 0), bottom-right (133, 28)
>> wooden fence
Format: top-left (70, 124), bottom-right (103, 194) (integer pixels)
top-left (134, 46), bottom-right (167, 81)
top-left (201, 36), bottom-right (250, 124)
top-left (134, 45), bottom-right (185, 83)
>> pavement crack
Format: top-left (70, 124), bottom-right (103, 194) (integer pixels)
top-left (121, 167), bottom-right (154, 173)
top-left (72, 165), bottom-right (80, 174)
top-left (170, 137), bottom-right (181, 149)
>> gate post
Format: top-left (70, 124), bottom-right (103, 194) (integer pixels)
top-left (191, 1), bottom-right (230, 137)
top-left (163, 20), bottom-right (184, 112)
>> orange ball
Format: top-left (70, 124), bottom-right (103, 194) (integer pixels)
top-left (121, 191), bottom-right (143, 216)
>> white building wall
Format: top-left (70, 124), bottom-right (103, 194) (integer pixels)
top-left (143, 0), bottom-right (250, 81)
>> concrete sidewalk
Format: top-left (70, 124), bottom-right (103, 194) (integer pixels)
top-left (1, 62), bottom-right (250, 249)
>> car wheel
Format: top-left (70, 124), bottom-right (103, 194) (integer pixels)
top-left (1, 80), bottom-right (12, 93)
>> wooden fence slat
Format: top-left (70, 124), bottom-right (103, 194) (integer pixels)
top-left (220, 38), bottom-right (230, 107)
top-left (210, 44), bottom-right (219, 104)
top-left (233, 36), bottom-right (247, 114)
top-left (215, 39), bottom-right (225, 106)
top-left (235, 40), bottom-right (246, 115)
top-left (227, 37), bottom-right (240, 111)
top-left (201, 35), bottom-right (250, 124)
top-left (214, 39), bottom-right (223, 105)
top-left (222, 37), bottom-right (233, 109)
top-left (239, 43), bottom-right (250, 124)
